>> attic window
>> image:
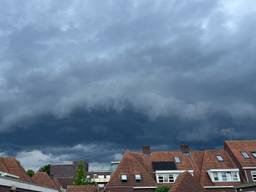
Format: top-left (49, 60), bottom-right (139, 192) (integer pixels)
top-left (251, 152), bottom-right (256, 159)
top-left (216, 155), bottom-right (224, 162)
top-left (251, 171), bottom-right (256, 182)
top-left (241, 152), bottom-right (250, 159)
top-left (121, 174), bottom-right (128, 182)
top-left (174, 157), bottom-right (181, 163)
top-left (135, 174), bottom-right (142, 182)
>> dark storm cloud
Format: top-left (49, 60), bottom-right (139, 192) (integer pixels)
top-left (1, 0), bottom-right (256, 169)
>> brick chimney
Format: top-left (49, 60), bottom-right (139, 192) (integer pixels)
top-left (180, 144), bottom-right (190, 155)
top-left (142, 146), bottom-right (151, 155)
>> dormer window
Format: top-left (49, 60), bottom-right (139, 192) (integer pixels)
top-left (251, 152), bottom-right (256, 159)
top-left (251, 171), bottom-right (256, 182)
top-left (241, 152), bottom-right (250, 159)
top-left (121, 174), bottom-right (127, 182)
top-left (208, 170), bottom-right (240, 182)
top-left (174, 157), bottom-right (181, 163)
top-left (216, 155), bottom-right (224, 162)
top-left (135, 174), bottom-right (142, 182)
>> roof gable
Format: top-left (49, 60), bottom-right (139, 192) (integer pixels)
top-left (171, 172), bottom-right (205, 192)
top-left (32, 171), bottom-right (59, 190)
top-left (0, 157), bottom-right (31, 182)
top-left (225, 140), bottom-right (256, 167)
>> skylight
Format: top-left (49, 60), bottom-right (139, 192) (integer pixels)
top-left (174, 157), bottom-right (181, 163)
top-left (216, 155), bottom-right (224, 162)
top-left (135, 174), bottom-right (142, 182)
top-left (241, 151), bottom-right (250, 159)
top-left (121, 174), bottom-right (128, 182)
top-left (251, 152), bottom-right (256, 158)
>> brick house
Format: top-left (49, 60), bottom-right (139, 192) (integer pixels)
top-left (50, 160), bottom-right (88, 189)
top-left (106, 140), bottom-right (256, 192)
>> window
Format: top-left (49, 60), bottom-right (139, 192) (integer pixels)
top-left (168, 175), bottom-right (174, 183)
top-left (216, 155), bottom-right (224, 162)
top-left (221, 172), bottom-right (227, 181)
top-left (251, 152), bottom-right (256, 159)
top-left (231, 172), bottom-right (239, 181)
top-left (252, 171), bottom-right (256, 182)
top-left (158, 175), bottom-right (164, 183)
top-left (213, 172), bottom-right (219, 181)
top-left (210, 171), bottom-right (240, 182)
top-left (241, 151), bottom-right (250, 159)
top-left (174, 157), bottom-right (181, 163)
top-left (121, 174), bottom-right (127, 182)
top-left (157, 174), bottom-right (176, 183)
top-left (135, 174), bottom-right (142, 182)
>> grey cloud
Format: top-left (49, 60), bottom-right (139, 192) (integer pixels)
top-left (0, 0), bottom-right (256, 166)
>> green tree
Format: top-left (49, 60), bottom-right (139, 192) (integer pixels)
top-left (73, 161), bottom-right (92, 185)
top-left (155, 185), bottom-right (170, 192)
top-left (39, 164), bottom-right (51, 175)
top-left (26, 169), bottom-right (35, 177)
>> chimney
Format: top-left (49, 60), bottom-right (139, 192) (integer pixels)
top-left (180, 144), bottom-right (190, 155)
top-left (142, 146), bottom-right (151, 155)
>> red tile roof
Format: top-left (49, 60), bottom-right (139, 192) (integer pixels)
top-left (171, 172), bottom-right (205, 192)
top-left (107, 152), bottom-right (156, 190)
top-left (32, 171), bottom-right (60, 190)
top-left (224, 140), bottom-right (256, 167)
top-left (67, 185), bottom-right (97, 192)
top-left (0, 157), bottom-right (31, 182)
top-left (106, 150), bottom-right (204, 191)
top-left (55, 177), bottom-right (74, 189)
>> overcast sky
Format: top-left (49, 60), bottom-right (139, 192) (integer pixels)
top-left (0, 0), bottom-right (256, 171)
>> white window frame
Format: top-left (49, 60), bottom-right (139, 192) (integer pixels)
top-left (208, 169), bottom-right (240, 183)
top-left (135, 174), bottom-right (142, 182)
top-left (251, 152), bottom-right (256, 159)
top-left (251, 170), bottom-right (256, 182)
top-left (216, 155), bottom-right (224, 162)
top-left (121, 174), bottom-right (128, 182)
top-left (155, 170), bottom-right (193, 184)
top-left (174, 157), bottom-right (181, 163)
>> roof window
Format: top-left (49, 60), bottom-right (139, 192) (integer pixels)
top-left (135, 174), bottom-right (142, 182)
top-left (174, 157), bottom-right (181, 163)
top-left (216, 155), bottom-right (224, 162)
top-left (251, 152), bottom-right (256, 159)
top-left (241, 151), bottom-right (250, 159)
top-left (121, 174), bottom-right (127, 182)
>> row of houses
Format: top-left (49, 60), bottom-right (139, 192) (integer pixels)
top-left (105, 140), bottom-right (256, 192)
top-left (0, 140), bottom-right (256, 192)
top-left (0, 157), bottom-right (111, 192)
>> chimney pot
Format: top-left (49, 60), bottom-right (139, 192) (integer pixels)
top-left (180, 144), bottom-right (190, 155)
top-left (142, 146), bottom-right (151, 155)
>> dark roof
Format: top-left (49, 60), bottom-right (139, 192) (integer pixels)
top-left (0, 157), bottom-right (31, 182)
top-left (50, 164), bottom-right (76, 178)
top-left (171, 172), bottom-right (205, 192)
top-left (152, 161), bottom-right (177, 171)
top-left (50, 161), bottom-right (88, 179)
